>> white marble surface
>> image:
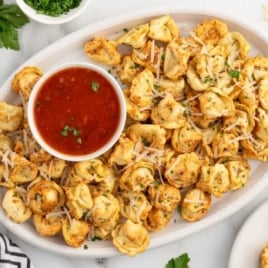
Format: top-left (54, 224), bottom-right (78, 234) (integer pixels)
top-left (1, 0), bottom-right (268, 267)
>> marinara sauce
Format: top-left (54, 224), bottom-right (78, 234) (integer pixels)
top-left (34, 67), bottom-right (121, 156)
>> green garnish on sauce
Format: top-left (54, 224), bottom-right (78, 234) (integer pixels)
top-left (91, 81), bottom-right (100, 92)
top-left (23, 0), bottom-right (82, 17)
top-left (60, 124), bottom-right (82, 144)
top-left (165, 253), bottom-right (191, 268)
top-left (0, 2), bottom-right (29, 50)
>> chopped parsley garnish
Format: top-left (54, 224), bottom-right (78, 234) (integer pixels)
top-left (225, 58), bottom-right (240, 78)
top-left (228, 69), bottom-right (240, 78)
top-left (91, 81), bottom-right (100, 92)
top-left (23, 0), bottom-right (82, 17)
top-left (91, 236), bottom-right (102, 242)
top-left (60, 124), bottom-right (82, 144)
top-left (141, 137), bottom-right (151, 146)
top-left (165, 253), bottom-right (191, 268)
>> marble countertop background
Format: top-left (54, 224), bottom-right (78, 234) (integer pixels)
top-left (1, 0), bottom-right (268, 267)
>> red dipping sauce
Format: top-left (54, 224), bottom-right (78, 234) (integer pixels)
top-left (33, 67), bottom-right (121, 156)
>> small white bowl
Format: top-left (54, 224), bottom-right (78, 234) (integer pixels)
top-left (16, 0), bottom-right (90, 24)
top-left (27, 62), bottom-right (126, 162)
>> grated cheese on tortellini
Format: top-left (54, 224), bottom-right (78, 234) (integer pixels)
top-left (1, 14), bottom-right (268, 256)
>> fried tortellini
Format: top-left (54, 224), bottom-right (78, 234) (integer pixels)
top-left (27, 179), bottom-right (65, 215)
top-left (112, 219), bottom-right (150, 256)
top-left (33, 214), bottom-right (62, 236)
top-left (0, 102), bottom-right (23, 133)
top-left (119, 161), bottom-right (155, 192)
top-left (62, 218), bottom-right (90, 248)
top-left (12, 66), bottom-right (43, 101)
top-left (2, 188), bottom-right (32, 223)
top-left (84, 37), bottom-right (121, 65)
top-left (260, 245), bottom-right (268, 268)
top-left (180, 188), bottom-right (212, 222)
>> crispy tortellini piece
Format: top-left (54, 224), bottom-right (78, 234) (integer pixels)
top-left (255, 108), bottom-right (268, 142)
top-left (165, 152), bottom-right (200, 188)
top-left (156, 76), bottom-right (185, 100)
top-left (33, 214), bottom-right (62, 236)
top-left (164, 39), bottom-right (191, 79)
top-left (148, 183), bottom-right (181, 212)
top-left (259, 76), bottom-right (268, 110)
top-left (223, 103), bottom-right (255, 135)
top-left (180, 188), bottom-right (212, 222)
top-left (129, 68), bottom-right (155, 108)
top-left (88, 172), bottom-right (117, 197)
top-left (73, 158), bottom-right (109, 183)
top-left (124, 89), bottom-right (151, 121)
top-left (119, 161), bottom-right (155, 192)
top-left (143, 207), bottom-right (173, 231)
top-left (108, 135), bottom-right (136, 166)
top-left (84, 37), bottom-right (120, 65)
top-left (151, 94), bottom-right (186, 129)
top-left (0, 134), bottom-right (13, 152)
top-left (118, 191), bottom-right (152, 223)
top-left (218, 32), bottom-right (250, 61)
top-left (62, 217), bottom-right (90, 248)
top-left (261, 246), bottom-right (268, 268)
top-left (241, 55), bottom-right (268, 82)
top-left (148, 15), bottom-right (179, 42)
top-left (38, 158), bottom-right (67, 180)
top-left (2, 188), bottom-right (32, 223)
top-left (117, 23), bottom-right (149, 48)
top-left (112, 219), bottom-right (150, 256)
top-left (9, 153), bottom-right (39, 184)
top-left (116, 55), bottom-right (142, 84)
top-left (64, 183), bottom-right (93, 220)
top-left (220, 157), bottom-right (250, 190)
top-left (89, 193), bottom-right (120, 227)
top-left (196, 164), bottom-right (230, 197)
top-left (12, 66), bottom-right (43, 101)
top-left (0, 102), bottom-right (23, 133)
top-left (127, 123), bottom-right (166, 149)
top-left (171, 122), bottom-right (202, 153)
top-left (27, 179), bottom-right (65, 215)
top-left (198, 89), bottom-right (235, 118)
top-left (29, 148), bottom-right (52, 164)
top-left (132, 40), bottom-right (162, 73)
top-left (193, 19), bottom-right (228, 45)
top-left (211, 131), bottom-right (239, 158)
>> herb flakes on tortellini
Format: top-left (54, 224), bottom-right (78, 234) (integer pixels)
top-left (1, 14), bottom-right (268, 257)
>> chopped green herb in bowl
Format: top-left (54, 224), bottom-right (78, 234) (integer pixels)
top-left (16, 0), bottom-right (91, 24)
top-left (23, 0), bottom-right (82, 17)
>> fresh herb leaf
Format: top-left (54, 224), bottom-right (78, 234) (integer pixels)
top-left (228, 69), bottom-right (240, 78)
top-left (166, 253), bottom-right (190, 268)
top-left (91, 236), bottom-right (102, 241)
top-left (24, 0), bottom-right (82, 17)
top-left (91, 81), bottom-right (100, 92)
top-left (0, 3), bottom-right (29, 50)
top-left (141, 137), bottom-right (151, 146)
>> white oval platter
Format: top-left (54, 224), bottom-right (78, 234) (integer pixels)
top-left (1, 8), bottom-right (268, 258)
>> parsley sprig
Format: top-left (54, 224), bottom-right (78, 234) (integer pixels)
top-left (166, 253), bottom-right (191, 268)
top-left (0, 2), bottom-right (29, 50)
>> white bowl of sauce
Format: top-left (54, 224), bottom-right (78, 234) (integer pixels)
top-left (27, 62), bottom-right (126, 162)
